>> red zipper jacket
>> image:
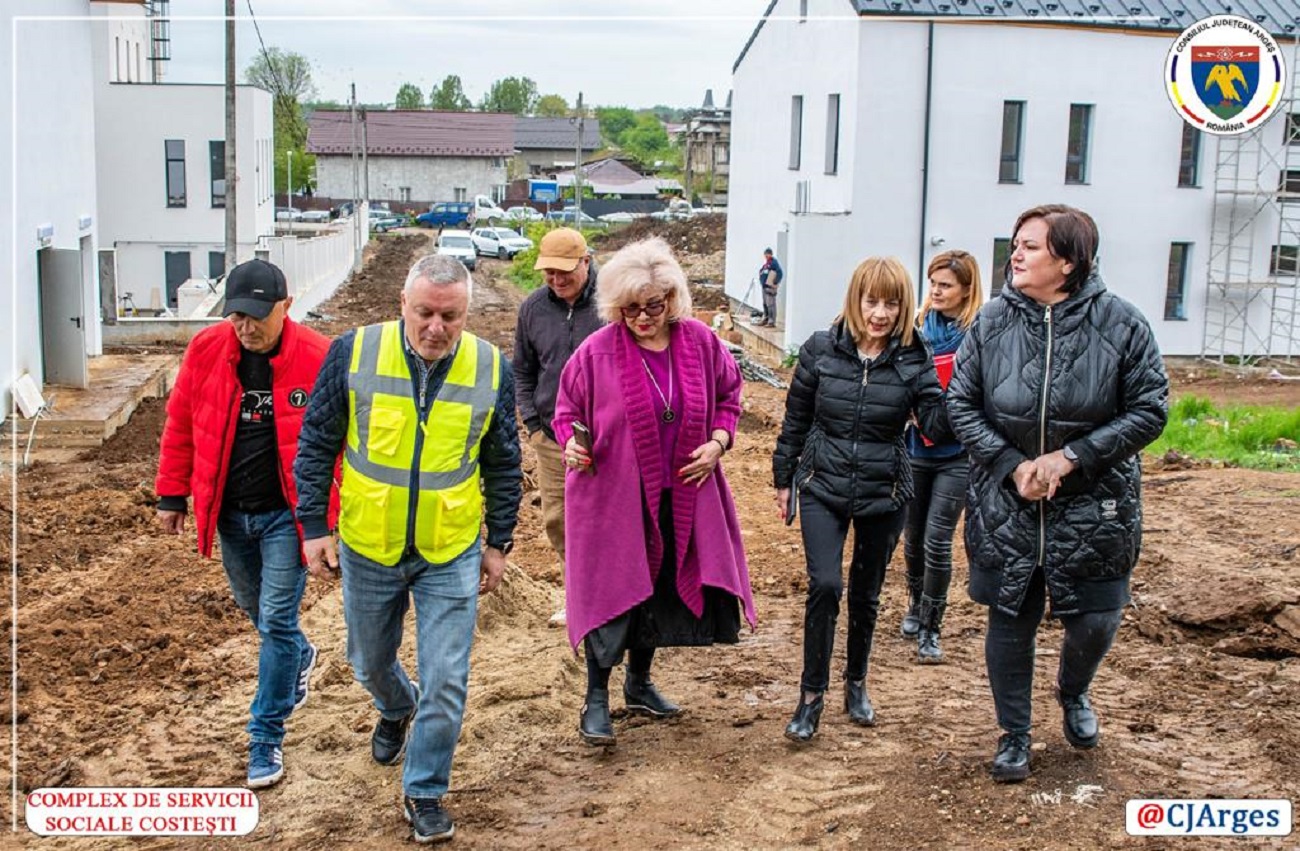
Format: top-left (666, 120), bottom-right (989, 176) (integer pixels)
top-left (155, 317), bottom-right (340, 558)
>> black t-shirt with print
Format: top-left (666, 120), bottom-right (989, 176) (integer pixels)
top-left (222, 342), bottom-right (287, 513)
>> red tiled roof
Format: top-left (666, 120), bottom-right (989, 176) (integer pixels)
top-left (307, 110), bottom-right (516, 157)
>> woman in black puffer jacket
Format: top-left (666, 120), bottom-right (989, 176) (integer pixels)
top-left (774, 257), bottom-right (951, 743)
top-left (946, 205), bottom-right (1168, 784)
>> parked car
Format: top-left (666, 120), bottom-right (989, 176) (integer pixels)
top-left (369, 208), bottom-right (407, 233)
top-left (504, 205), bottom-right (544, 223)
top-left (650, 199), bottom-right (695, 222)
top-left (598, 211), bottom-right (647, 224)
top-left (545, 208), bottom-right (605, 228)
top-left (300, 209), bottom-right (331, 223)
top-left (471, 227), bottom-right (533, 260)
top-left (435, 230), bottom-right (477, 271)
top-left (275, 207), bottom-right (304, 222)
top-left (417, 201), bottom-right (475, 229)
top-left (472, 195), bottom-right (508, 223)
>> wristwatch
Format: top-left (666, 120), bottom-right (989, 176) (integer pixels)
top-left (1062, 445), bottom-right (1079, 464)
top-left (489, 540), bottom-right (514, 556)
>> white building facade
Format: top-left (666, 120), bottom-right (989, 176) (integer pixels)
top-left (726, 0), bottom-right (1299, 357)
top-left (315, 154), bottom-right (508, 206)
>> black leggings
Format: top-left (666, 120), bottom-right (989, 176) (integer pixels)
top-left (586, 642), bottom-right (653, 692)
top-left (985, 567), bottom-right (1123, 734)
top-left (903, 454), bottom-right (968, 602)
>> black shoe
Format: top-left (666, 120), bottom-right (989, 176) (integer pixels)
top-left (403, 796), bottom-right (454, 843)
top-left (844, 679), bottom-right (876, 726)
top-left (900, 578), bottom-right (923, 638)
top-left (915, 594), bottom-right (947, 664)
top-left (990, 732), bottom-right (1032, 783)
top-left (917, 629), bottom-right (944, 664)
top-left (784, 693), bottom-right (824, 743)
top-left (1057, 688), bottom-right (1100, 749)
top-left (372, 698), bottom-right (417, 766)
top-left (624, 671), bottom-right (682, 718)
top-left (579, 688), bottom-right (615, 746)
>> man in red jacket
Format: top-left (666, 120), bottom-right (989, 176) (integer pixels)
top-left (155, 259), bottom-right (337, 789)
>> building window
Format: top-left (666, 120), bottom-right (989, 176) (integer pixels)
top-left (208, 251), bottom-right (225, 280)
top-left (825, 94), bottom-right (840, 175)
top-left (454, 187), bottom-right (467, 202)
top-left (789, 95), bottom-right (803, 171)
top-left (991, 238), bottom-right (1011, 296)
top-left (399, 187), bottom-right (412, 202)
top-left (115, 37), bottom-right (121, 82)
top-left (1280, 169), bottom-right (1300, 200)
top-left (165, 139), bottom-right (186, 208)
top-left (135, 41), bottom-right (142, 83)
top-left (1178, 124), bottom-right (1201, 187)
top-left (209, 141), bottom-right (226, 208)
top-left (1286, 113), bottom-right (1300, 144)
top-left (1065, 104), bottom-right (1093, 184)
top-left (799, 0), bottom-right (808, 21)
top-left (1270, 245), bottom-right (1299, 275)
top-left (1165, 243), bottom-right (1190, 320)
top-left (999, 101), bottom-right (1024, 183)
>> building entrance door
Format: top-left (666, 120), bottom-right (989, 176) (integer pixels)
top-left (37, 247), bottom-right (89, 389)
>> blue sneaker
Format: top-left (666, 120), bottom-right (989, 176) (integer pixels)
top-left (293, 642), bottom-right (318, 713)
top-left (247, 742), bottom-right (284, 789)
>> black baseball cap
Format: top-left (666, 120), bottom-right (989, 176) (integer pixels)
top-left (223, 259), bottom-right (288, 319)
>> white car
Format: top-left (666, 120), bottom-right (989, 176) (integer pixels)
top-left (471, 227), bottom-right (533, 260)
top-left (504, 205), bottom-right (544, 223)
top-left (299, 209), bottom-right (331, 223)
top-left (435, 230), bottom-right (477, 271)
top-left (598, 211), bottom-right (645, 224)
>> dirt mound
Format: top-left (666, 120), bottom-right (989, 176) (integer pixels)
top-left (79, 396), bottom-right (168, 465)
top-left (596, 214), bottom-right (727, 256)
top-left (306, 233), bottom-right (432, 338)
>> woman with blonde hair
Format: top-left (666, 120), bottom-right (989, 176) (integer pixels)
top-left (553, 237), bottom-right (757, 747)
top-left (899, 250), bottom-right (983, 663)
top-left (774, 256), bottom-right (951, 742)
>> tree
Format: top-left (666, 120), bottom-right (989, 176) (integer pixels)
top-left (429, 75), bottom-right (471, 111)
top-left (480, 76), bottom-right (539, 114)
top-left (245, 48), bottom-right (317, 195)
top-left (621, 114), bottom-right (673, 169)
top-left (395, 82), bottom-right (425, 109)
top-left (535, 94), bottom-right (569, 118)
top-left (595, 106), bottom-right (636, 147)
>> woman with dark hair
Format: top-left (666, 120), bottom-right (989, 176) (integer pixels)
top-left (947, 204), bottom-right (1168, 783)
top-left (900, 250), bottom-right (983, 664)
top-left (774, 256), bottom-right (951, 743)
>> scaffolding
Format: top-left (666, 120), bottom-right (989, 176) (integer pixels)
top-left (1201, 39), bottom-right (1300, 370)
top-left (145, 0), bottom-right (171, 84)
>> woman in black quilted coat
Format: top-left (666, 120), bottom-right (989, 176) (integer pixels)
top-left (773, 257), bottom-right (951, 743)
top-left (946, 205), bottom-right (1168, 783)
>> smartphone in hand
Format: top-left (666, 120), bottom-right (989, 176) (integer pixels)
top-left (572, 421), bottom-right (596, 475)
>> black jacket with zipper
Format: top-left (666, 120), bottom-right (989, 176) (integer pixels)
top-left (773, 321), bottom-right (951, 518)
top-left (946, 271), bottom-right (1168, 616)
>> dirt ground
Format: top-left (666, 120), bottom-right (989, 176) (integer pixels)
top-left (4, 230), bottom-right (1299, 849)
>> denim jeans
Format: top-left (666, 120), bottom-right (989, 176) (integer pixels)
top-left (798, 495), bottom-right (905, 693)
top-left (216, 507), bottom-right (309, 746)
top-left (903, 454), bottom-right (969, 602)
top-left (340, 540), bottom-right (481, 799)
top-left (985, 566), bottom-right (1124, 734)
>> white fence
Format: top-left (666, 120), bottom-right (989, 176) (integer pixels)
top-left (259, 222), bottom-right (358, 320)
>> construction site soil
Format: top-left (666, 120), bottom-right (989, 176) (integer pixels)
top-left (4, 228), bottom-right (1299, 849)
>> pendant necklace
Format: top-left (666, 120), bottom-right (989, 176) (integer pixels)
top-left (640, 349), bottom-right (675, 423)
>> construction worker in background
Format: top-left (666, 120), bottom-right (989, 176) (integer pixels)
top-left (758, 247), bottom-right (784, 327)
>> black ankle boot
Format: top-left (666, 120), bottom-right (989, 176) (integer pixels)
top-left (844, 678), bottom-right (876, 726)
top-left (900, 576), bottom-right (924, 638)
top-left (783, 693), bottom-right (824, 743)
top-left (990, 732), bottom-right (1032, 783)
top-left (579, 688), bottom-right (615, 746)
top-left (916, 595), bottom-right (947, 664)
top-left (1057, 687), bottom-right (1100, 749)
top-left (624, 670), bottom-right (681, 717)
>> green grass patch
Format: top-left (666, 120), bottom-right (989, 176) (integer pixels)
top-left (1148, 395), bottom-right (1300, 471)
top-left (506, 222), bottom-right (604, 293)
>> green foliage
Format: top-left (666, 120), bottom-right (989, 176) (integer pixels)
top-left (595, 107), bottom-right (636, 145)
top-left (649, 104), bottom-right (687, 123)
top-left (246, 49), bottom-right (316, 197)
top-left (395, 82), bottom-right (425, 109)
top-left (507, 222), bottom-right (603, 293)
top-left (621, 114), bottom-right (673, 169)
top-left (430, 75), bottom-right (471, 111)
top-left (279, 149), bottom-right (316, 195)
top-left (781, 346), bottom-right (800, 368)
top-left (244, 48), bottom-right (316, 102)
top-left (1147, 395), bottom-right (1300, 471)
top-left (535, 94), bottom-right (569, 117)
top-left (480, 76), bottom-right (539, 114)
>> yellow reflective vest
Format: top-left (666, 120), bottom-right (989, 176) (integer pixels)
top-left (340, 322), bottom-right (500, 565)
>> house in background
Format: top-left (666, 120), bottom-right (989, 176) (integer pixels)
top-left (725, 0), bottom-right (1300, 358)
top-left (556, 157), bottom-right (682, 198)
top-left (681, 89), bottom-right (731, 208)
top-left (90, 0), bottom-right (274, 313)
top-left (513, 115), bottom-right (602, 178)
top-left (308, 110), bottom-right (515, 206)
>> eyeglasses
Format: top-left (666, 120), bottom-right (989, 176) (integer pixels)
top-left (619, 299), bottom-right (668, 319)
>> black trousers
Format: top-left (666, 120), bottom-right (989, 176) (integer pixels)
top-left (903, 454), bottom-right (968, 603)
top-left (798, 494), bottom-right (905, 694)
top-left (985, 566), bottom-right (1124, 734)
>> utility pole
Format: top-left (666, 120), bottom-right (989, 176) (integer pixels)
top-left (361, 108), bottom-right (369, 205)
top-left (573, 91), bottom-right (584, 222)
top-left (350, 82), bottom-right (362, 272)
top-left (224, 0), bottom-right (236, 275)
top-left (287, 150), bottom-right (294, 217)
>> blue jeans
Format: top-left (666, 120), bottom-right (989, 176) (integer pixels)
top-left (217, 507), bottom-right (309, 746)
top-left (340, 540), bottom-right (481, 798)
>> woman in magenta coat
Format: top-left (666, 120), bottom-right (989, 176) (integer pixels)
top-left (553, 236), bottom-right (757, 746)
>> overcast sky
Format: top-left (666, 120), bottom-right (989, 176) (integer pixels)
top-left (163, 1), bottom-right (779, 110)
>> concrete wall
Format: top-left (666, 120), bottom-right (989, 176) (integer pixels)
top-left (317, 154), bottom-right (507, 205)
top-left (1, 4), bottom-right (101, 414)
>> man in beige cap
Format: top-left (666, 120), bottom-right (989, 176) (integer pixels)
top-left (512, 228), bottom-right (603, 625)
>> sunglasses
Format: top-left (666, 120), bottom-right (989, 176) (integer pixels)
top-left (619, 299), bottom-right (668, 319)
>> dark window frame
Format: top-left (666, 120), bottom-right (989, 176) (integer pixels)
top-left (1065, 103), bottom-right (1093, 184)
top-left (209, 140), bottom-right (226, 208)
top-left (1178, 124), bottom-right (1201, 188)
top-left (1164, 242), bottom-right (1190, 321)
top-left (789, 95), bottom-right (803, 171)
top-left (825, 94), bottom-right (840, 175)
top-left (1286, 113), bottom-right (1300, 145)
top-left (165, 139), bottom-right (186, 208)
top-left (1270, 244), bottom-right (1300, 275)
top-left (999, 101), bottom-right (1024, 183)
top-left (991, 238), bottom-right (1011, 296)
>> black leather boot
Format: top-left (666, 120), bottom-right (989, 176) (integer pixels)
top-left (844, 678), bottom-right (876, 726)
top-left (783, 693), bottom-right (824, 743)
top-left (916, 595), bottom-right (947, 665)
top-left (900, 575), bottom-right (924, 638)
top-left (624, 669), bottom-right (681, 717)
top-left (1057, 687), bottom-right (1100, 749)
top-left (579, 688), bottom-right (615, 746)
top-left (990, 732), bottom-right (1032, 783)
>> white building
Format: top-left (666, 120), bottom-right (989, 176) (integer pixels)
top-left (726, 0), bottom-right (1300, 358)
top-left (91, 0), bottom-right (274, 313)
top-left (1, 2), bottom-right (102, 412)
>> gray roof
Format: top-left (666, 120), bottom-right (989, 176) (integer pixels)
top-left (514, 116), bottom-right (602, 151)
top-left (735, 0), bottom-right (1299, 72)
